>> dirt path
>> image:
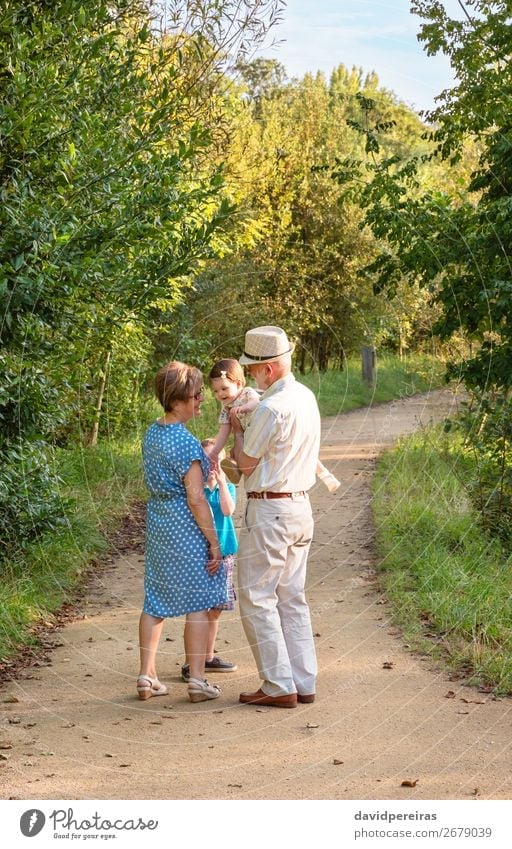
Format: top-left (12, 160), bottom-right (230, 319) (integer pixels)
top-left (2, 388), bottom-right (511, 801)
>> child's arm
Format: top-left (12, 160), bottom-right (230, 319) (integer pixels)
top-left (216, 468), bottom-right (236, 516)
top-left (231, 396), bottom-right (260, 417)
top-left (209, 422), bottom-right (232, 463)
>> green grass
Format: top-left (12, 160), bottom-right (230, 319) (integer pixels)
top-left (373, 427), bottom-right (512, 694)
top-left (297, 352), bottom-right (446, 416)
top-left (0, 440), bottom-right (146, 661)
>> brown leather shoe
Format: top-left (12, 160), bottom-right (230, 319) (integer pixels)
top-left (297, 693), bottom-right (315, 703)
top-left (239, 688), bottom-right (297, 708)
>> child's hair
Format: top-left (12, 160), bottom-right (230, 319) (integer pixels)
top-left (209, 358), bottom-right (245, 387)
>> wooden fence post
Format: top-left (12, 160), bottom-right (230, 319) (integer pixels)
top-left (361, 345), bottom-right (376, 385)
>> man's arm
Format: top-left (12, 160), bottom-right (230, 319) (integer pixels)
top-left (231, 421), bottom-right (260, 478)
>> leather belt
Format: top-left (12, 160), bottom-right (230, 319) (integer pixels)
top-left (247, 491), bottom-right (306, 499)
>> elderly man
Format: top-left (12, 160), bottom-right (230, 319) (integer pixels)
top-left (231, 325), bottom-right (321, 708)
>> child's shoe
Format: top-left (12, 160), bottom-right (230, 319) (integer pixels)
top-left (221, 457), bottom-right (242, 484)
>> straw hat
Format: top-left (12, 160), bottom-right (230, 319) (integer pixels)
top-left (239, 326), bottom-right (295, 365)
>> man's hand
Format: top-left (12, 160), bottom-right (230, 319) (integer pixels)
top-left (230, 409), bottom-right (244, 432)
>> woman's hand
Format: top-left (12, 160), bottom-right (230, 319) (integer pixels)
top-left (206, 543), bottom-right (222, 575)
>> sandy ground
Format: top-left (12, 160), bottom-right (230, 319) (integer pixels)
top-left (1, 388), bottom-right (512, 802)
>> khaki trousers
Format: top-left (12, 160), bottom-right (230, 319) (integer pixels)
top-left (238, 494), bottom-right (317, 697)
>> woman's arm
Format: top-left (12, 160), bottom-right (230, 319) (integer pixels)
top-left (184, 460), bottom-right (221, 574)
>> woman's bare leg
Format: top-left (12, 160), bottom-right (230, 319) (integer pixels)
top-left (184, 610), bottom-right (210, 680)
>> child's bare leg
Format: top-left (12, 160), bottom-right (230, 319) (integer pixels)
top-left (207, 608), bottom-right (222, 661)
top-left (204, 608), bottom-right (238, 672)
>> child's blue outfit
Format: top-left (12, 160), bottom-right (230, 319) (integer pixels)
top-left (205, 481), bottom-right (237, 611)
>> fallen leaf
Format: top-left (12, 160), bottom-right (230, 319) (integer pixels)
top-left (460, 698), bottom-right (485, 704)
top-left (382, 661), bottom-right (394, 669)
top-left (306, 722), bottom-right (319, 729)
top-left (471, 787), bottom-right (480, 796)
top-left (444, 690), bottom-right (456, 699)
top-left (333, 759), bottom-right (344, 765)
top-left (456, 710), bottom-right (470, 715)
top-left (401, 779), bottom-right (418, 787)
top-left (119, 763), bottom-right (131, 768)
top-left (227, 783), bottom-right (242, 788)
top-left (105, 753), bottom-right (113, 758)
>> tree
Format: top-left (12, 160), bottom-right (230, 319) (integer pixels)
top-left (327, 1), bottom-right (512, 536)
top-left (0, 0), bottom-right (283, 552)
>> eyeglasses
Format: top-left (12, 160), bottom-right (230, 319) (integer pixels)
top-left (188, 391), bottom-right (204, 401)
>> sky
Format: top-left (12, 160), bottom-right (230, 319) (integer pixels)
top-left (256, 0), bottom-right (463, 113)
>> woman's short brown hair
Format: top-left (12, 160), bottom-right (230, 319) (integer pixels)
top-left (154, 361), bottom-right (203, 412)
top-left (208, 358), bottom-right (245, 387)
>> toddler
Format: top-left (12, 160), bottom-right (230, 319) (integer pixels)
top-left (209, 357), bottom-right (340, 492)
top-left (181, 438), bottom-right (238, 681)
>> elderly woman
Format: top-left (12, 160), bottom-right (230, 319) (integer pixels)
top-left (137, 361), bottom-right (227, 703)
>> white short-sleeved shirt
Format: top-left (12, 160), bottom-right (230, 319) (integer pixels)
top-left (243, 374), bottom-right (320, 493)
top-left (219, 385), bottom-right (261, 431)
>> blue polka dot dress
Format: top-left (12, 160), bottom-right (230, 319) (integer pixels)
top-left (142, 421), bottom-right (228, 617)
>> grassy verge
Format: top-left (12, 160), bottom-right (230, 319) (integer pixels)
top-left (373, 426), bottom-right (512, 694)
top-left (0, 440), bottom-right (146, 663)
top-left (298, 352), bottom-right (446, 416)
top-left (0, 353), bottom-right (446, 664)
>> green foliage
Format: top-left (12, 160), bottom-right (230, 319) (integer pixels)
top-left (373, 426), bottom-right (512, 694)
top-left (319, 2), bottom-right (512, 541)
top-left (332, 2), bottom-right (512, 396)
top-left (445, 395), bottom-right (512, 543)
top-left (167, 62), bottom-right (439, 368)
top-left (0, 441), bottom-right (66, 558)
top-left (0, 437), bottom-right (146, 659)
top-left (0, 0), bottom-right (282, 559)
